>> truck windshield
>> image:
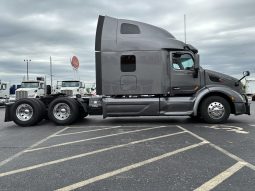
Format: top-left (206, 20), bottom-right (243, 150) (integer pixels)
top-left (62, 81), bottom-right (79, 87)
top-left (21, 82), bottom-right (39, 88)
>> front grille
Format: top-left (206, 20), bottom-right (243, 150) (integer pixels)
top-left (61, 90), bottom-right (73, 96)
top-left (16, 91), bottom-right (28, 100)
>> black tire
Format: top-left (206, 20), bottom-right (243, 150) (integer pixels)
top-left (189, 115), bottom-right (202, 122)
top-left (200, 96), bottom-right (230, 124)
top-left (48, 97), bottom-right (79, 125)
top-left (12, 98), bottom-right (42, 127)
top-left (78, 103), bottom-right (88, 119)
top-left (79, 112), bottom-right (88, 119)
top-left (34, 99), bottom-right (47, 122)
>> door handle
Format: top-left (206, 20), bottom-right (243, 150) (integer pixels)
top-left (173, 87), bottom-right (180, 90)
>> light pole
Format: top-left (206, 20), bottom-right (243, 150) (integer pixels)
top-left (24, 59), bottom-right (31, 80)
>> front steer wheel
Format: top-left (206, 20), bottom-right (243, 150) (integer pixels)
top-left (11, 98), bottom-right (44, 127)
top-left (48, 97), bottom-right (79, 125)
top-left (200, 96), bottom-right (231, 124)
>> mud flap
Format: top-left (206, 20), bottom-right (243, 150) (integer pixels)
top-left (4, 103), bottom-right (14, 122)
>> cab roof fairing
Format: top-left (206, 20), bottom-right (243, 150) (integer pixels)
top-left (95, 15), bottom-right (197, 53)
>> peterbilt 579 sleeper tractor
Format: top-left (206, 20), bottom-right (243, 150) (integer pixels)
top-left (5, 15), bottom-right (250, 126)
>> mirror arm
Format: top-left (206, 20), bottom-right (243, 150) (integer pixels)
top-left (235, 76), bottom-right (246, 86)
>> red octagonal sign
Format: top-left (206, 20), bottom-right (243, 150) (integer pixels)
top-left (71, 56), bottom-right (80, 69)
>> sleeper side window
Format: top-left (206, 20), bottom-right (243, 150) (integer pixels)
top-left (121, 23), bottom-right (140, 34)
top-left (121, 55), bottom-right (136, 72)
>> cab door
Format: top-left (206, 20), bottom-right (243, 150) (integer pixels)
top-left (170, 52), bottom-right (200, 96)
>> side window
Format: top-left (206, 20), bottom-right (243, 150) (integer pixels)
top-left (121, 23), bottom-right (140, 34)
top-left (121, 55), bottom-right (136, 72)
top-left (172, 53), bottom-right (194, 70)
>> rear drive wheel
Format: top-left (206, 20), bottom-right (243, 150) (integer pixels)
top-left (200, 96), bottom-right (230, 124)
top-left (48, 97), bottom-right (79, 125)
top-left (12, 98), bottom-right (42, 126)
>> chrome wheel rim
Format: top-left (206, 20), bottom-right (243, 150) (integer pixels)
top-left (208, 102), bottom-right (225, 119)
top-left (53, 103), bottom-right (71, 121)
top-left (16, 104), bottom-right (33, 121)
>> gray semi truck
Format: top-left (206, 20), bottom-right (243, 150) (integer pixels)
top-left (4, 15), bottom-right (250, 126)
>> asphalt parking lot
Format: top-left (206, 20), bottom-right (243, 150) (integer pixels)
top-left (0, 103), bottom-right (255, 191)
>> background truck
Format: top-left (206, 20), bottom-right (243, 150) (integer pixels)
top-left (244, 77), bottom-right (255, 96)
top-left (15, 77), bottom-right (51, 100)
top-left (0, 81), bottom-right (10, 105)
top-left (59, 80), bottom-right (86, 97)
top-left (84, 82), bottom-right (96, 95)
top-left (5, 15), bottom-right (250, 126)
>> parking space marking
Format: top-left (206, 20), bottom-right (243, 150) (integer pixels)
top-left (249, 124), bottom-right (255, 127)
top-left (24, 126), bottom-right (169, 153)
top-left (55, 141), bottom-right (207, 191)
top-left (0, 131), bottom-right (186, 178)
top-left (67, 126), bottom-right (121, 129)
top-left (53, 126), bottom-right (122, 137)
top-left (177, 125), bottom-right (255, 171)
top-left (203, 125), bottom-right (249, 134)
top-left (0, 127), bottom-right (69, 168)
top-left (194, 161), bottom-right (246, 191)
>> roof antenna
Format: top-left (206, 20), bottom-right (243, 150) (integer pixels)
top-left (184, 14), bottom-right (187, 44)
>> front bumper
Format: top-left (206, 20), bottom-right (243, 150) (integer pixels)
top-left (234, 95), bottom-right (250, 115)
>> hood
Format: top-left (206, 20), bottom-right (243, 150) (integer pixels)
top-left (16, 88), bottom-right (38, 92)
top-left (60, 87), bottom-right (79, 91)
top-left (205, 69), bottom-right (245, 93)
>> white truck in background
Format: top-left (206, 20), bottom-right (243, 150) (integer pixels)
top-left (84, 83), bottom-right (96, 96)
top-left (244, 77), bottom-right (255, 95)
top-left (59, 80), bottom-right (86, 97)
top-left (0, 81), bottom-right (10, 105)
top-left (244, 77), bottom-right (255, 101)
top-left (15, 77), bottom-right (50, 100)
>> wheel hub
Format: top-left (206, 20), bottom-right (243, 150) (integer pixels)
top-left (53, 103), bottom-right (71, 121)
top-left (208, 102), bottom-right (225, 119)
top-left (16, 104), bottom-right (33, 121)
top-left (60, 108), bottom-right (67, 113)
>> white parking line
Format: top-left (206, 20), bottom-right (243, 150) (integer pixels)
top-left (55, 141), bottom-right (207, 191)
top-left (0, 131), bottom-right (186, 178)
top-left (67, 126), bottom-right (121, 129)
top-left (194, 161), bottom-right (246, 191)
top-left (24, 126), bottom-right (169, 153)
top-left (53, 126), bottom-right (122, 137)
top-left (176, 125), bottom-right (255, 171)
top-left (0, 127), bottom-right (69, 168)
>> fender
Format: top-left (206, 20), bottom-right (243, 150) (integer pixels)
top-left (193, 85), bottom-right (245, 116)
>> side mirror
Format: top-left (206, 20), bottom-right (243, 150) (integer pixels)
top-left (194, 54), bottom-right (200, 70)
top-left (193, 54), bottom-right (200, 78)
top-left (243, 71), bottom-right (250, 77)
top-left (235, 70), bottom-right (251, 86)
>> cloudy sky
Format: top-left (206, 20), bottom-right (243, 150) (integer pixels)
top-left (0, 0), bottom-right (255, 85)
